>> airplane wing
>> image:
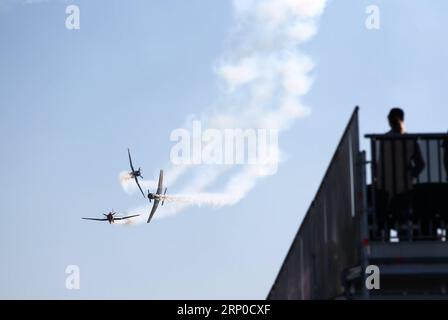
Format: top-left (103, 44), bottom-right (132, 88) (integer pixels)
top-left (156, 170), bottom-right (164, 194)
top-left (114, 214), bottom-right (140, 220)
top-left (133, 176), bottom-right (146, 198)
top-left (82, 218), bottom-right (108, 221)
top-left (128, 148), bottom-right (135, 172)
top-left (147, 200), bottom-right (160, 223)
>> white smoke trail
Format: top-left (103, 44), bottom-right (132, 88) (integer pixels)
top-left (113, 214), bottom-right (146, 226)
top-left (121, 0), bottom-right (327, 221)
top-left (158, 170), bottom-right (258, 207)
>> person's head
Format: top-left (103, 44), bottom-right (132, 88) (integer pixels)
top-left (388, 107), bottom-right (405, 133)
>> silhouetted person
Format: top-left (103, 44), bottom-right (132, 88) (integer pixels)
top-left (375, 108), bottom-right (425, 239)
top-left (378, 108), bottom-right (425, 193)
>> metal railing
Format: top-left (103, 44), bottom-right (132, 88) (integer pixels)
top-left (268, 108), bottom-right (362, 300)
top-left (366, 133), bottom-right (448, 241)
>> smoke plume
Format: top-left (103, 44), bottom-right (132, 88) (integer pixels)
top-left (121, 0), bottom-right (327, 221)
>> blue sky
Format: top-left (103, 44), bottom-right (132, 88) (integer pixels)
top-left (1, 0), bottom-right (447, 299)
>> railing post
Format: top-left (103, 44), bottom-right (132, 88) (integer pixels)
top-left (359, 151), bottom-right (370, 300)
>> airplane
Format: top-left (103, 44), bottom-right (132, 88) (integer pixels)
top-left (147, 169), bottom-right (167, 224)
top-left (82, 210), bottom-right (140, 224)
top-left (128, 148), bottom-right (146, 198)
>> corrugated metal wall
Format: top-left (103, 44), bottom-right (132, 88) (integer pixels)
top-left (268, 108), bottom-right (362, 300)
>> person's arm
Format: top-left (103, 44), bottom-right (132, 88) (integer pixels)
top-left (410, 141), bottom-right (425, 178)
